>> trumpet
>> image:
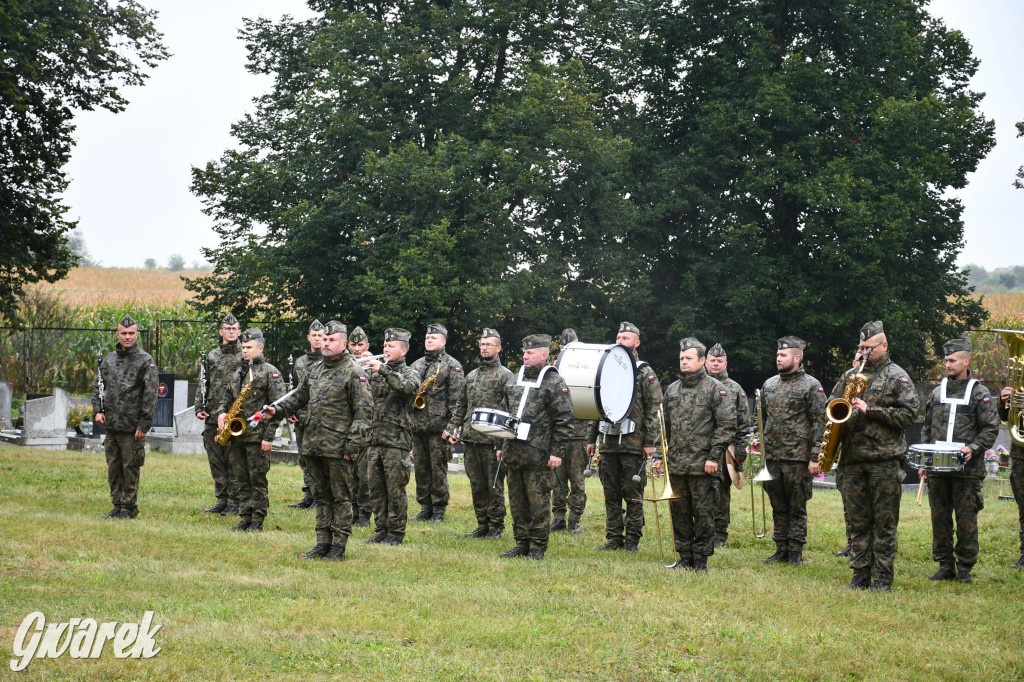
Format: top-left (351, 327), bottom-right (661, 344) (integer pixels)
top-left (356, 353), bottom-right (386, 365)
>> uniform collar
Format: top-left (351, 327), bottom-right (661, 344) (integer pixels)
top-left (709, 368), bottom-right (729, 382)
top-left (115, 343), bottom-right (139, 357)
top-left (679, 366), bottom-right (707, 387)
top-left (479, 356), bottom-right (500, 369)
top-left (780, 367), bottom-right (805, 381)
top-left (306, 348), bottom-right (323, 361)
top-left (221, 339), bottom-right (240, 354)
top-left (323, 349), bottom-right (348, 367)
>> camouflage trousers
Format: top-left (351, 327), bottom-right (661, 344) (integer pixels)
top-left (411, 431), bottom-right (451, 513)
top-left (368, 446), bottom-right (412, 540)
top-left (104, 431), bottom-right (145, 513)
top-left (667, 473), bottom-right (718, 558)
top-left (927, 475), bottom-right (984, 569)
top-left (764, 460), bottom-right (813, 549)
top-left (1013, 460), bottom-right (1024, 554)
top-left (308, 455), bottom-right (355, 547)
top-left (464, 442), bottom-right (506, 531)
top-left (295, 425), bottom-right (314, 498)
top-left (229, 441), bottom-right (271, 522)
top-left (202, 425), bottom-right (238, 506)
top-left (507, 465), bottom-right (554, 551)
top-left (835, 467), bottom-right (852, 546)
top-left (837, 460), bottom-right (902, 584)
top-left (598, 451), bottom-right (646, 544)
top-left (551, 439), bottom-right (587, 523)
top-left (352, 447), bottom-right (371, 519)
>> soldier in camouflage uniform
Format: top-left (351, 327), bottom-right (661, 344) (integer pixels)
top-left (364, 328), bottom-right (421, 545)
top-left (832, 321), bottom-right (919, 591)
top-left (92, 315), bottom-right (159, 519)
top-left (215, 328), bottom-right (285, 532)
top-left (195, 313), bottom-right (242, 515)
top-left (706, 343), bottom-right (751, 548)
top-left (588, 322), bottom-right (663, 552)
top-left (452, 328), bottom-right (513, 539)
top-left (918, 338), bottom-right (999, 583)
top-left (660, 338), bottom-right (736, 571)
top-left (287, 319), bottom-right (324, 510)
top-left (347, 325), bottom-right (374, 526)
top-left (267, 321), bottom-right (372, 561)
top-left (999, 381), bottom-right (1024, 569)
top-left (409, 323), bottom-right (465, 522)
top-left (551, 328), bottom-right (588, 534)
top-left (496, 334), bottom-right (574, 560)
top-left (753, 336), bottom-right (827, 565)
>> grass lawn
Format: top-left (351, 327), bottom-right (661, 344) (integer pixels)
top-left (1, 445), bottom-right (1022, 680)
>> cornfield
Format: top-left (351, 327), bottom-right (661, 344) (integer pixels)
top-left (923, 293), bottom-right (1024, 383)
top-left (28, 266), bottom-right (200, 305)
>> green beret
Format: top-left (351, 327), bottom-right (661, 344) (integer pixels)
top-left (708, 343), bottom-right (726, 357)
top-left (942, 337), bottom-right (972, 356)
top-left (522, 334), bottom-right (552, 350)
top-left (221, 312), bottom-right (239, 326)
top-left (559, 328), bottom-right (578, 346)
top-left (241, 328), bottom-right (264, 344)
top-left (480, 327), bottom-right (501, 341)
top-left (679, 337), bottom-right (706, 354)
top-left (118, 314), bottom-right (137, 329)
top-left (324, 320), bottom-right (347, 336)
top-left (308, 319), bottom-right (324, 332)
top-left (777, 335), bottom-right (806, 351)
top-left (859, 320), bottom-right (884, 340)
top-left (426, 323), bottom-right (448, 337)
top-left (384, 328), bottom-right (412, 343)
top-left (349, 325), bottom-right (367, 343)
top-left (618, 321), bottom-right (641, 336)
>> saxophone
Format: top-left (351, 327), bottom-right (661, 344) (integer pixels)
top-left (413, 363), bottom-right (441, 410)
top-left (997, 329), bottom-right (1024, 448)
top-left (817, 347), bottom-right (872, 472)
top-left (215, 361), bottom-right (254, 446)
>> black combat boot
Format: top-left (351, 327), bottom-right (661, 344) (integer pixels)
top-left (527, 547), bottom-right (545, 560)
top-left (835, 544), bottom-right (852, 557)
top-left (956, 564), bottom-right (972, 583)
top-left (245, 519), bottom-right (263, 532)
top-left (204, 502), bottom-right (226, 514)
top-left (288, 495), bottom-right (313, 509)
top-left (100, 508), bottom-right (120, 519)
top-left (788, 548), bottom-right (804, 566)
top-left (323, 545), bottom-right (346, 561)
top-left (1013, 555), bottom-right (1024, 569)
top-left (667, 554), bottom-right (692, 570)
top-left (763, 543), bottom-right (787, 563)
top-left (867, 579), bottom-right (892, 592)
top-left (623, 540), bottom-right (639, 553)
top-left (500, 542), bottom-right (529, 558)
top-left (465, 525), bottom-right (488, 538)
top-left (382, 535), bottom-right (403, 545)
top-left (550, 518), bottom-right (567, 532)
top-left (365, 531), bottom-right (388, 544)
top-left (596, 539), bottom-right (624, 551)
top-left (691, 556), bottom-right (708, 572)
top-left (117, 509), bottom-right (138, 519)
top-left (222, 505), bottom-right (238, 516)
top-left (429, 511), bottom-right (445, 523)
top-left (411, 509), bottom-right (433, 522)
top-left (300, 543), bottom-right (331, 559)
top-left (713, 537), bottom-right (726, 549)
top-left (929, 564), bottom-right (957, 581)
top-left (484, 528), bottom-right (503, 539)
top-left (847, 568), bottom-right (871, 590)
top-left (229, 518), bottom-right (251, 531)
top-left (567, 519), bottom-right (581, 534)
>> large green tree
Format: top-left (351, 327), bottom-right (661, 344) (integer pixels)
top-left (0, 0), bottom-right (168, 322)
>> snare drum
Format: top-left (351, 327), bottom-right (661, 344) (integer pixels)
top-left (470, 408), bottom-right (516, 438)
top-left (907, 443), bottom-right (965, 473)
top-left (555, 342), bottom-right (637, 422)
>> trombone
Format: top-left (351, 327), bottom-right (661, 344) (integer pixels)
top-left (643, 408), bottom-right (681, 567)
top-left (748, 389), bottom-right (773, 539)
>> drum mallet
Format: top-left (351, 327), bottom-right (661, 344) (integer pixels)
top-left (492, 459), bottom-right (503, 490)
top-left (547, 450), bottom-right (569, 495)
top-left (916, 476), bottom-right (925, 506)
top-left (631, 456), bottom-right (648, 484)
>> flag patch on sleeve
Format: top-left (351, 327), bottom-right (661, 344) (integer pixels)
top-left (818, 387), bottom-right (825, 392)
top-left (900, 378), bottom-right (909, 383)
top-left (720, 390), bottom-right (728, 396)
top-left (359, 376), bottom-right (367, 382)
top-left (562, 388), bottom-right (569, 393)
top-left (983, 397), bottom-right (990, 403)
top-left (272, 373), bottom-right (280, 379)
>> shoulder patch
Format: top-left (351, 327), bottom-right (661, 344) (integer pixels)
top-left (648, 375), bottom-right (656, 381)
top-left (272, 373), bottom-right (280, 379)
top-left (740, 392), bottom-right (746, 398)
top-left (562, 388), bottom-right (569, 393)
top-left (818, 387), bottom-right (824, 392)
top-left (983, 396), bottom-right (990, 403)
top-left (900, 378), bottom-right (909, 383)
top-left (359, 376), bottom-right (367, 382)
top-left (149, 364), bottom-right (156, 369)
top-left (720, 390), bottom-right (728, 396)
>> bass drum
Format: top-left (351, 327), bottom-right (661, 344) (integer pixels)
top-left (555, 342), bottom-right (637, 423)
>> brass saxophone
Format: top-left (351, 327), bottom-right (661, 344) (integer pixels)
top-left (817, 347), bottom-right (872, 472)
top-left (215, 361), bottom-right (254, 446)
top-left (413, 363), bottom-right (441, 410)
top-left (996, 329), bottom-right (1024, 448)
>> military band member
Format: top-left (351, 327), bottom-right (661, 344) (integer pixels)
top-left (551, 328), bottom-right (588, 534)
top-left (919, 338), bottom-right (999, 583)
top-left (754, 336), bottom-right (827, 565)
top-left (452, 328), bottom-right (513, 539)
top-left (659, 338), bottom-right (736, 571)
top-left (832, 321), bottom-right (919, 591)
top-left (409, 323), bottom-right (465, 522)
top-left (92, 315), bottom-right (158, 519)
top-left (365, 329), bottom-right (421, 545)
top-left (999, 384), bottom-right (1024, 569)
top-left (215, 328), bottom-right (285, 532)
top-left (588, 322), bottom-right (663, 552)
top-left (195, 313), bottom-right (242, 515)
top-left (706, 343), bottom-right (751, 548)
top-left (265, 321), bottom-right (372, 560)
top-left (347, 325), bottom-right (374, 526)
top-left (287, 319), bottom-right (324, 510)
top-left (496, 334), bottom-right (575, 560)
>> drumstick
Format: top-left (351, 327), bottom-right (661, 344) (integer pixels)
top-left (916, 478), bottom-right (925, 506)
top-left (492, 460), bottom-right (502, 489)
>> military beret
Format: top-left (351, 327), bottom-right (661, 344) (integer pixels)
top-left (480, 327), bottom-right (501, 341)
top-left (308, 319), bottom-right (324, 332)
top-left (349, 325), bottom-right (367, 343)
top-left (118, 314), bottom-right (137, 329)
top-left (679, 337), bottom-right (706, 354)
top-left (324, 320), bottom-right (347, 336)
top-left (522, 334), bottom-right (552, 350)
top-left (942, 337), bottom-right (972, 356)
top-left (426, 323), bottom-right (448, 337)
top-left (241, 328), bottom-right (264, 344)
top-left (708, 343), bottom-right (726, 357)
top-left (777, 335), bottom-right (806, 351)
top-left (859, 320), bottom-right (884, 340)
top-left (559, 328), bottom-right (578, 346)
top-left (221, 312), bottom-right (239, 326)
top-left (384, 328), bottom-right (412, 343)
top-left (619, 321), bottom-right (641, 336)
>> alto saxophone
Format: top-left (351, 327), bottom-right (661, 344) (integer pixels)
top-left (216, 361), bottom-right (254, 446)
top-left (413, 363), bottom-right (441, 410)
top-left (817, 347), bottom-right (872, 472)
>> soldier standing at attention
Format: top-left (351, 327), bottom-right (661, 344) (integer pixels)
top-left (550, 328), bottom-right (589, 534)
top-left (496, 334), bottom-right (574, 560)
top-left (753, 336), bottom-right (827, 565)
top-left (832, 321), bottom-right (919, 591)
top-left (287, 319), bottom-right (324, 510)
top-left (195, 313), bottom-right (242, 516)
top-left (265, 321), bottom-right (372, 561)
top-left (452, 328), bottom-right (513, 539)
top-left (659, 338), bottom-right (736, 571)
top-left (364, 329), bottom-right (421, 545)
top-left (919, 338), bottom-right (999, 583)
top-left (409, 323), bottom-right (465, 523)
top-left (347, 325), bottom-right (375, 527)
top-left (92, 315), bottom-right (158, 519)
top-left (216, 328), bottom-right (285, 533)
top-left (705, 343), bottom-right (751, 548)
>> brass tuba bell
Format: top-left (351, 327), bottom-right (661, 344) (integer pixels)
top-left (996, 329), bottom-right (1024, 448)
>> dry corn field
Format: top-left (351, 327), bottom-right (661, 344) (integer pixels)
top-left (29, 266), bottom-right (202, 305)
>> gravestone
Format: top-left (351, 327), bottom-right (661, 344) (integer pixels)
top-left (146, 406), bottom-right (205, 455)
top-left (19, 388), bottom-right (70, 449)
top-left (0, 380), bottom-right (12, 429)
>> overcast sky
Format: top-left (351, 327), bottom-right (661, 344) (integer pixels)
top-left (63, 0), bottom-right (1024, 269)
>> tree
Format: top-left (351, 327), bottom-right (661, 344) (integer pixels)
top-left (0, 0), bottom-right (168, 322)
top-left (167, 254), bottom-right (186, 272)
top-left (143, 258), bottom-right (158, 270)
top-left (66, 232), bottom-right (99, 267)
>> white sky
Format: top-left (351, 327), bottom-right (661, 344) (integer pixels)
top-left (62, 0), bottom-right (1024, 269)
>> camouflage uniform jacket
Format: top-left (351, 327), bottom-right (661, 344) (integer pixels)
top-left (370, 359), bottom-right (420, 450)
top-left (92, 343), bottom-right (159, 433)
top-left (409, 349), bottom-right (465, 434)
top-left (499, 365), bottom-right (574, 468)
top-left (760, 368), bottom-right (827, 462)
top-left (292, 348), bottom-right (323, 427)
top-left (195, 339), bottom-right (242, 426)
top-left (921, 372), bottom-right (999, 479)
top-left (997, 394), bottom-right (1024, 460)
top-left (273, 350), bottom-right (372, 458)
top-left (829, 353), bottom-right (919, 464)
top-left (661, 367), bottom-right (736, 475)
top-left (454, 357), bottom-right (514, 445)
top-left (710, 368), bottom-right (753, 463)
top-left (587, 357), bottom-right (662, 455)
top-left (215, 355), bottom-right (285, 443)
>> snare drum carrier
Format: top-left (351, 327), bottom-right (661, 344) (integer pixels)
top-left (907, 376), bottom-right (978, 473)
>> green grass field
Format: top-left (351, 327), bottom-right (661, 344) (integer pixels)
top-left (1, 445), bottom-right (1022, 680)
